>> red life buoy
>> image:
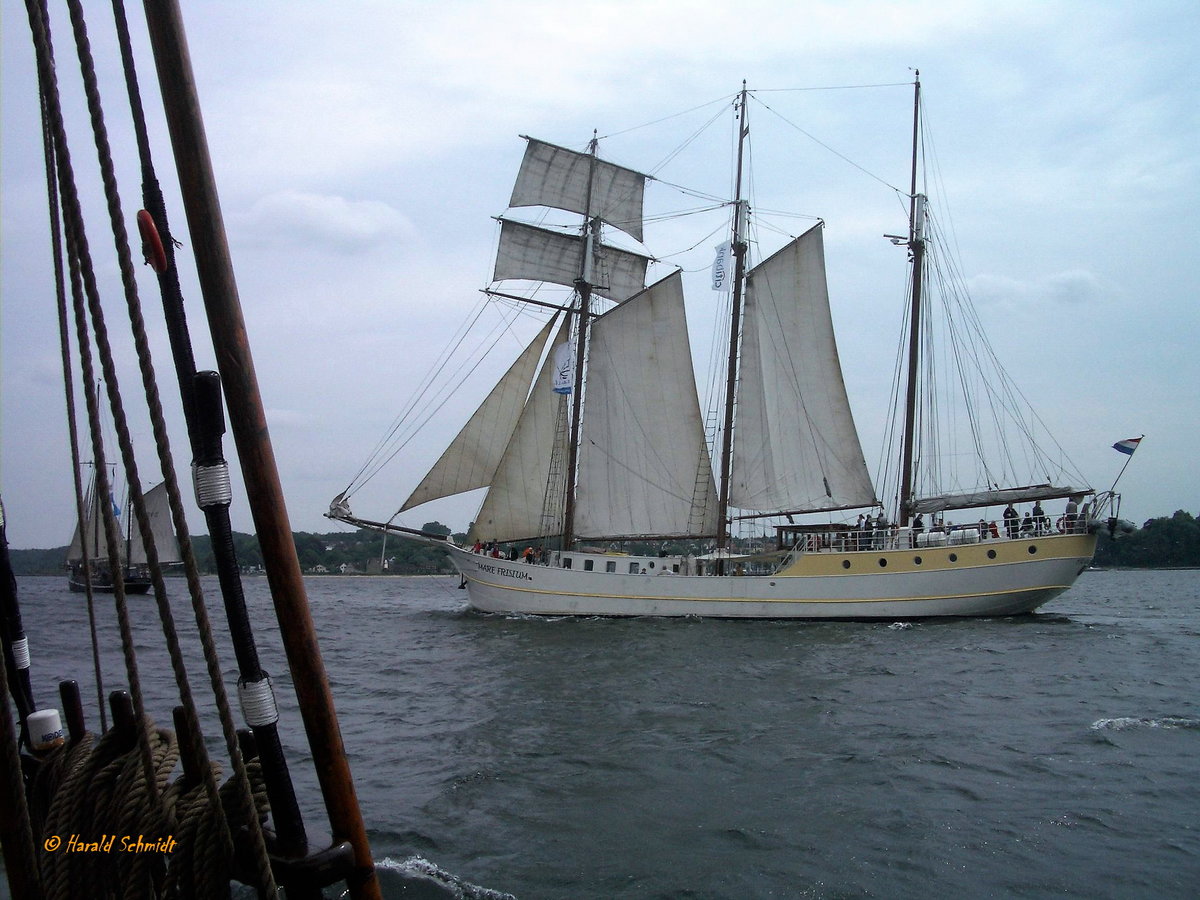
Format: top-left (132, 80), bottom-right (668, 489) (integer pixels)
top-left (136, 209), bottom-right (169, 274)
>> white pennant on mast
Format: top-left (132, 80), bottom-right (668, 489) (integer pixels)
top-left (711, 242), bottom-right (732, 291)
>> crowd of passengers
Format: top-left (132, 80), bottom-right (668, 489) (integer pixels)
top-left (810, 496), bottom-right (1087, 553)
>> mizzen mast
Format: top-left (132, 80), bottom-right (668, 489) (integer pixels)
top-left (898, 71), bottom-right (924, 527)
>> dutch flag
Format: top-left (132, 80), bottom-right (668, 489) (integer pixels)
top-left (1112, 437), bottom-right (1142, 456)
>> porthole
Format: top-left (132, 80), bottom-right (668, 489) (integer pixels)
top-left (842, 560), bottom-right (851, 569)
top-left (913, 556), bottom-right (923, 565)
top-left (1028, 545), bottom-right (1038, 555)
top-left (878, 558), bottom-right (888, 568)
top-left (949, 553), bottom-right (958, 562)
top-left (987, 549), bottom-right (997, 559)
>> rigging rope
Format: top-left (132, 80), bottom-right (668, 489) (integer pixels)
top-left (38, 33), bottom-right (108, 734)
top-left (22, 0), bottom-right (278, 894)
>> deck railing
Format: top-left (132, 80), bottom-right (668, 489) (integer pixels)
top-left (791, 517), bottom-right (1090, 556)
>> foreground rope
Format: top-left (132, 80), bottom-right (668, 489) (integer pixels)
top-left (30, 720), bottom-right (274, 900)
top-left (39, 720), bottom-right (177, 900)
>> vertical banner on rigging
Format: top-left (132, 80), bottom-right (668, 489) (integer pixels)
top-left (712, 242), bottom-right (733, 291)
top-left (552, 342), bottom-right (574, 394)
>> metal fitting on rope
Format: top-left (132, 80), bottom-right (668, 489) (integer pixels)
top-left (238, 676), bottom-right (279, 728)
top-left (193, 461), bottom-right (232, 508)
top-left (10, 637), bottom-right (30, 670)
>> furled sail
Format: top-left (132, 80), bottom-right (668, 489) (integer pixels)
top-left (910, 484), bottom-right (1086, 516)
top-left (401, 315), bottom-right (558, 512)
top-left (127, 481), bottom-right (181, 565)
top-left (510, 137), bottom-right (647, 242)
top-left (470, 316), bottom-right (573, 543)
top-left (729, 225), bottom-right (877, 513)
top-left (493, 219), bottom-right (650, 304)
top-left (575, 272), bottom-right (718, 540)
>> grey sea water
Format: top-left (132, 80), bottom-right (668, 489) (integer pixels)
top-left (5, 569), bottom-right (1199, 898)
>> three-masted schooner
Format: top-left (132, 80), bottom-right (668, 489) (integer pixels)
top-left (66, 471), bottom-right (180, 594)
top-left (331, 78), bottom-right (1101, 618)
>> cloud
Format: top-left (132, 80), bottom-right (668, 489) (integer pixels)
top-left (968, 269), bottom-right (1103, 308)
top-left (237, 190), bottom-right (413, 252)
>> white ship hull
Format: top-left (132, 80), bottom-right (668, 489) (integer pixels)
top-left (448, 533), bottom-right (1096, 618)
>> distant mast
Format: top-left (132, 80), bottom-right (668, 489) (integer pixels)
top-left (715, 83), bottom-right (751, 563)
top-left (898, 71), bottom-right (924, 527)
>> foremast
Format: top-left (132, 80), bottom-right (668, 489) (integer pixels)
top-left (560, 135), bottom-right (600, 551)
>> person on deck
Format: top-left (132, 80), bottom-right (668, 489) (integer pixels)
top-left (1033, 501), bottom-right (1049, 534)
top-left (1003, 504), bottom-right (1019, 539)
top-left (1064, 496), bottom-right (1080, 532)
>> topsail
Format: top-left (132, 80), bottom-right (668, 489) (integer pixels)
top-left (510, 137), bottom-right (647, 242)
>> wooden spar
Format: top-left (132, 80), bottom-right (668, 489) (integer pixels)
top-left (139, 3), bottom-right (380, 898)
top-left (483, 288), bottom-right (591, 316)
top-left (898, 71), bottom-right (923, 527)
top-left (715, 83), bottom-right (750, 565)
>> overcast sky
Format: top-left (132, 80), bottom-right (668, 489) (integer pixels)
top-left (2, 0), bottom-right (1197, 549)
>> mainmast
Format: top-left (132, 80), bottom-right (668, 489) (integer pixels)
top-left (716, 84), bottom-right (750, 560)
top-left (560, 133), bottom-right (600, 550)
top-left (898, 72), bottom-right (924, 526)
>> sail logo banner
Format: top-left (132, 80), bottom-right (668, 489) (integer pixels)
top-left (711, 242), bottom-right (732, 292)
top-left (552, 342), bottom-right (574, 394)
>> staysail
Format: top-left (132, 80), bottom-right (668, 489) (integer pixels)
top-left (729, 225), bottom-right (877, 514)
top-left (575, 272), bottom-right (718, 540)
top-left (401, 315), bottom-right (559, 512)
top-left (66, 480), bottom-right (112, 564)
top-left (470, 316), bottom-right (573, 543)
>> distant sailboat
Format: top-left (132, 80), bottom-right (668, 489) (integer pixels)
top-left (331, 76), bottom-right (1104, 618)
top-left (66, 471), bottom-right (179, 594)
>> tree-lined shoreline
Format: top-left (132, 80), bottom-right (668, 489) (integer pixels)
top-left (7, 511), bottom-right (1198, 576)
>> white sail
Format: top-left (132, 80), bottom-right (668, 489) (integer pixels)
top-left (65, 481), bottom-right (107, 564)
top-left (575, 272), bottom-right (718, 539)
top-left (510, 137), bottom-right (646, 242)
top-left (470, 316), bottom-right (573, 543)
top-left (401, 316), bottom-right (558, 512)
top-left (127, 481), bottom-right (180, 565)
top-left (493, 219), bottom-right (650, 304)
top-left (729, 226), bottom-right (876, 513)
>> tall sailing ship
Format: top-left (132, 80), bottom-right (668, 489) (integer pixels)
top-left (331, 77), bottom-right (1102, 618)
top-left (66, 469), bottom-right (180, 594)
